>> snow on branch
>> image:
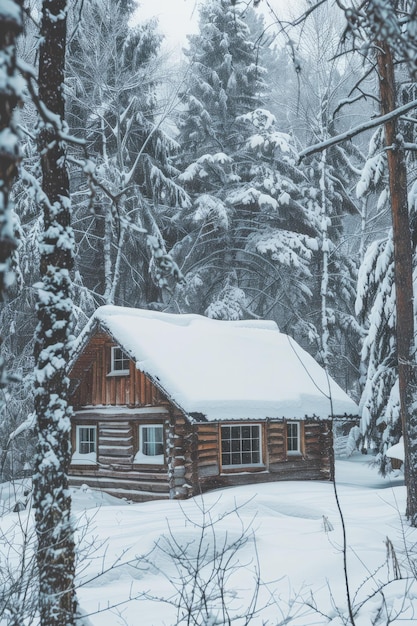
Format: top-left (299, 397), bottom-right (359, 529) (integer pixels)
top-left (16, 58), bottom-right (86, 147)
top-left (298, 98), bottom-right (417, 161)
top-left (147, 235), bottom-right (185, 291)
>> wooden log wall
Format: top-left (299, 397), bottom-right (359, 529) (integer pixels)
top-left (69, 416), bottom-right (333, 500)
top-left (70, 334), bottom-right (164, 408)
top-left (167, 410), bottom-right (195, 499)
top-left (69, 411), bottom-right (171, 502)
top-left (98, 420), bottom-right (133, 469)
top-left (195, 422), bottom-right (219, 479)
top-left (196, 419), bottom-right (334, 493)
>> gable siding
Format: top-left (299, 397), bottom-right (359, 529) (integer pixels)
top-left (70, 334), bottom-right (164, 408)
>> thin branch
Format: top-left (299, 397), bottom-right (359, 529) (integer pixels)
top-left (298, 98), bottom-right (417, 161)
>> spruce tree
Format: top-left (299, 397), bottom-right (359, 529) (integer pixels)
top-left (174, 0), bottom-right (321, 326)
top-left (277, 1), bottom-right (363, 385)
top-left (356, 235), bottom-right (400, 469)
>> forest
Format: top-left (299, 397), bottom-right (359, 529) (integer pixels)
top-left (2, 0), bottom-right (417, 624)
top-left (0, 0), bottom-right (410, 474)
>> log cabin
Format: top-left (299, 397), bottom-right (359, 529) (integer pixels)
top-left (68, 305), bottom-right (359, 502)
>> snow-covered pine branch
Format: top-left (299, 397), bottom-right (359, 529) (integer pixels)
top-left (298, 98), bottom-right (417, 161)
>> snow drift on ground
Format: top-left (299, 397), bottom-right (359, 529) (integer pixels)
top-left (2, 455), bottom-right (417, 625)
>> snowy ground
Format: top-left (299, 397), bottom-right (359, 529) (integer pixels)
top-left (1, 455), bottom-right (417, 625)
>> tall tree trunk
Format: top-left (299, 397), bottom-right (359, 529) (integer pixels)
top-left (33, 1), bottom-right (78, 623)
top-left (0, 1), bottom-right (22, 395)
top-left (377, 40), bottom-right (417, 524)
top-left (103, 201), bottom-right (114, 303)
top-left (320, 148), bottom-right (330, 367)
top-left (0, 0), bottom-right (22, 299)
top-left (108, 216), bottom-right (127, 304)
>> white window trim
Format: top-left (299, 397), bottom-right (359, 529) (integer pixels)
top-left (220, 424), bottom-right (263, 469)
top-left (72, 425), bottom-right (97, 465)
top-left (287, 421), bottom-right (301, 455)
top-left (107, 346), bottom-right (130, 376)
top-left (134, 424), bottom-right (165, 465)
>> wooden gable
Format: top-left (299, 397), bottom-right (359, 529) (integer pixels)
top-left (69, 331), bottom-right (166, 409)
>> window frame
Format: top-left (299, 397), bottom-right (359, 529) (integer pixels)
top-left (134, 424), bottom-right (165, 465)
top-left (286, 421), bottom-right (302, 455)
top-left (72, 424), bottom-right (97, 465)
top-left (108, 346), bottom-right (130, 376)
top-left (220, 423), bottom-right (263, 470)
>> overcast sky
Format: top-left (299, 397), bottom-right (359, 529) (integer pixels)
top-left (133, 0), bottom-right (199, 54)
top-left (135, 0), bottom-right (299, 56)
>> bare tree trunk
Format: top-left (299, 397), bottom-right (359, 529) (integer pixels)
top-left (377, 40), bottom-right (417, 524)
top-left (0, 1), bottom-right (22, 400)
top-left (103, 201), bottom-right (114, 303)
top-left (33, 1), bottom-right (78, 623)
top-left (109, 216), bottom-right (127, 304)
top-left (0, 1), bottom-right (22, 300)
top-left (320, 149), bottom-right (330, 367)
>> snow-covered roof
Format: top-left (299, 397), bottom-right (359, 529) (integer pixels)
top-left (74, 305), bottom-right (359, 422)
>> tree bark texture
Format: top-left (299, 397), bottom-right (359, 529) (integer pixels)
top-left (33, 1), bottom-right (78, 623)
top-left (377, 40), bottom-right (417, 524)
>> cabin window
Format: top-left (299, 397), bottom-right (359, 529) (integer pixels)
top-left (221, 424), bottom-right (262, 467)
top-left (72, 425), bottom-right (97, 465)
top-left (108, 346), bottom-right (130, 375)
top-left (287, 421), bottom-right (301, 454)
top-left (134, 425), bottom-right (164, 465)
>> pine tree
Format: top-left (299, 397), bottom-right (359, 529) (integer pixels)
top-left (178, 0), bottom-right (265, 160)
top-left (164, 0), bottom-right (256, 315)
top-left (173, 0), bottom-right (322, 326)
top-left (355, 123), bottom-right (393, 460)
top-left (67, 0), bottom-right (189, 307)
top-left (317, 0), bottom-right (417, 522)
top-left (356, 235), bottom-right (400, 468)
top-left (351, 6), bottom-right (417, 482)
top-left (357, 154), bottom-right (417, 473)
top-left (280, 2), bottom-right (364, 386)
top-left (0, 6), bottom-right (52, 480)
